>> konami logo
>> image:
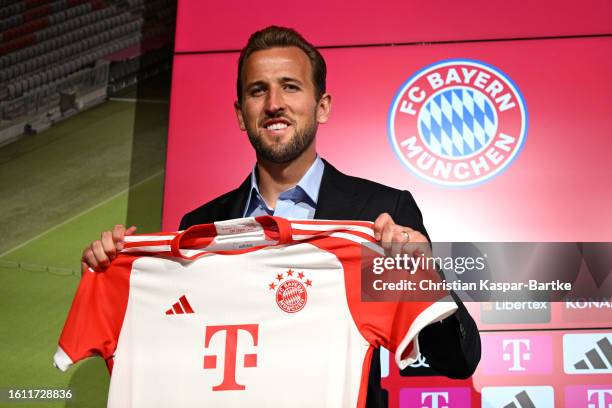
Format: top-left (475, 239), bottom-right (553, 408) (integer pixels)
top-left (563, 297), bottom-right (612, 323)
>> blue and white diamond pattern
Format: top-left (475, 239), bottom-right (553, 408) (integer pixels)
top-left (418, 88), bottom-right (497, 158)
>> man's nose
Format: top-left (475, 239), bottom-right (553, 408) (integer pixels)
top-left (264, 87), bottom-right (285, 113)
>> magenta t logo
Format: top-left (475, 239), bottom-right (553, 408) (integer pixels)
top-left (400, 388), bottom-right (471, 408)
top-left (502, 339), bottom-right (530, 371)
top-left (481, 334), bottom-right (552, 374)
top-left (588, 390), bottom-right (612, 408)
top-left (566, 386), bottom-right (612, 408)
top-left (421, 392), bottom-right (448, 408)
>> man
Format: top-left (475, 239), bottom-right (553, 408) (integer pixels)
top-left (82, 26), bottom-right (480, 407)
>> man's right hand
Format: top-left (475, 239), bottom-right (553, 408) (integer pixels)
top-left (81, 225), bottom-right (137, 274)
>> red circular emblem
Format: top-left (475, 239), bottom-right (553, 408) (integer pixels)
top-left (388, 59), bottom-right (528, 186)
top-left (276, 279), bottom-right (307, 313)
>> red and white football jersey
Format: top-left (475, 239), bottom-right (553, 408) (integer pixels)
top-left (55, 216), bottom-right (456, 407)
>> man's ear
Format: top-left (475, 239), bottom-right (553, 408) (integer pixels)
top-left (234, 101), bottom-right (246, 131)
top-left (316, 93), bottom-right (332, 124)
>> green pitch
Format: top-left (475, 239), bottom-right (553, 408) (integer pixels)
top-left (0, 77), bottom-right (169, 407)
top-left (0, 175), bottom-right (163, 408)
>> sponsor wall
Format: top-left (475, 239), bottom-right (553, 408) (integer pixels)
top-left (165, 1), bottom-right (612, 407)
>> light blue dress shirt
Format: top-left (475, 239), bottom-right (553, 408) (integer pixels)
top-left (243, 156), bottom-right (324, 219)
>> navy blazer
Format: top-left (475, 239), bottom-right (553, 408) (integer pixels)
top-left (180, 159), bottom-right (481, 408)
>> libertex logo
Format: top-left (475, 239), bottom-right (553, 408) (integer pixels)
top-left (480, 334), bottom-right (552, 374)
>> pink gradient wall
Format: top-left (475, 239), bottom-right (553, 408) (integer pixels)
top-left (165, 38), bottom-right (612, 240)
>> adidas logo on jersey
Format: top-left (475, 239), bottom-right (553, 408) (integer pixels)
top-left (165, 294), bottom-right (195, 315)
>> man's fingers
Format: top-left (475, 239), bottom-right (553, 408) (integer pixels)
top-left (125, 226), bottom-right (137, 236)
top-left (380, 224), bottom-right (396, 253)
top-left (390, 229), bottom-right (408, 257)
top-left (81, 248), bottom-right (98, 270)
top-left (373, 213), bottom-right (393, 240)
top-left (112, 224), bottom-right (126, 250)
top-left (91, 240), bottom-right (110, 268)
top-left (112, 224), bottom-right (137, 251)
top-left (101, 231), bottom-right (117, 259)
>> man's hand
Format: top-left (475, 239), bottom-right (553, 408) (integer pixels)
top-left (373, 213), bottom-right (431, 258)
top-left (81, 225), bottom-right (137, 274)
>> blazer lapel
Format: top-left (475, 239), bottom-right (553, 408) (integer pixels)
top-left (314, 160), bottom-right (362, 220)
top-left (224, 175), bottom-right (252, 220)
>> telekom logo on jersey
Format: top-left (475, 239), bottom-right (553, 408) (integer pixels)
top-left (203, 324), bottom-right (259, 391)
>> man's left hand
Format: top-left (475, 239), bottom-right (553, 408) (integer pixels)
top-left (373, 212), bottom-right (431, 258)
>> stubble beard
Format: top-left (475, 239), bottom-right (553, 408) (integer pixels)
top-left (246, 114), bottom-right (318, 164)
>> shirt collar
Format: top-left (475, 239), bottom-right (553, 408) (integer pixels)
top-left (246, 155), bottom-right (324, 212)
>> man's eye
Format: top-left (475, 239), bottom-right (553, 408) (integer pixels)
top-left (250, 88), bottom-right (264, 96)
top-left (284, 84), bottom-right (299, 92)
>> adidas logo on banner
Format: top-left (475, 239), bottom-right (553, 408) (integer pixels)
top-left (165, 295), bottom-right (195, 315)
top-left (503, 390), bottom-right (536, 408)
top-left (564, 333), bottom-right (612, 374)
top-left (481, 386), bottom-right (553, 407)
top-left (573, 337), bottom-right (612, 371)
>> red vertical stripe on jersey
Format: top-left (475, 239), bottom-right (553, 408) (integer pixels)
top-left (356, 346), bottom-right (374, 408)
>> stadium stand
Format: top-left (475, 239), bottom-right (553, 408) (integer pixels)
top-left (0, 0), bottom-right (175, 145)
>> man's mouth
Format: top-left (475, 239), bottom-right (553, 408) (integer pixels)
top-left (262, 119), bottom-right (291, 132)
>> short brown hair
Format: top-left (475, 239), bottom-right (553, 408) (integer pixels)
top-left (237, 26), bottom-right (327, 102)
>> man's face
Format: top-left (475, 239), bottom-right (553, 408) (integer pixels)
top-left (235, 47), bottom-right (331, 163)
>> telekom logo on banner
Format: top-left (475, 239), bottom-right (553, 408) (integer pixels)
top-left (502, 339), bottom-right (532, 371)
top-left (388, 59), bottom-right (528, 187)
top-left (566, 386), bottom-right (612, 408)
top-left (399, 388), bottom-right (471, 408)
top-left (480, 334), bottom-right (553, 374)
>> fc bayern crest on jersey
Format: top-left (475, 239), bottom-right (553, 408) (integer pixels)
top-left (388, 59), bottom-right (528, 187)
top-left (268, 269), bottom-right (312, 313)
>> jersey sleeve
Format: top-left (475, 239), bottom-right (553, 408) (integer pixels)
top-left (314, 236), bottom-right (458, 370)
top-left (347, 266), bottom-right (457, 370)
top-left (54, 255), bottom-right (135, 372)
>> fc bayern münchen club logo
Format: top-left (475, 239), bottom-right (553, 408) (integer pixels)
top-left (276, 279), bottom-right (307, 313)
top-left (388, 59), bottom-right (528, 187)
